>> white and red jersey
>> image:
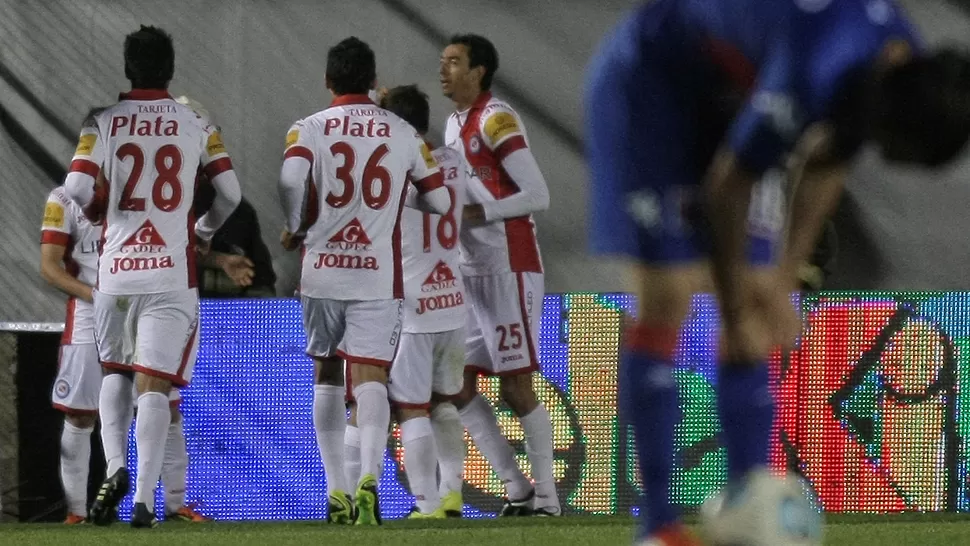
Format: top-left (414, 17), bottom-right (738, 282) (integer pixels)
top-left (444, 92), bottom-right (546, 277)
top-left (280, 94), bottom-right (445, 301)
top-left (40, 187), bottom-right (100, 345)
top-left (63, 89), bottom-right (238, 295)
top-left (401, 146), bottom-right (469, 333)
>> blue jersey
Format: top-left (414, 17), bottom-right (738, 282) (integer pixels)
top-left (584, 0), bottom-right (919, 262)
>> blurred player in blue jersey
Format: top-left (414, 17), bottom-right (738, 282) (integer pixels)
top-left (585, 0), bottom-right (970, 544)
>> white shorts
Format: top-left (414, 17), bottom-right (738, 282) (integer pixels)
top-left (93, 288), bottom-right (200, 387)
top-left (52, 343), bottom-right (101, 415)
top-left (464, 272), bottom-right (543, 376)
top-left (388, 328), bottom-right (466, 409)
top-left (301, 297), bottom-right (403, 366)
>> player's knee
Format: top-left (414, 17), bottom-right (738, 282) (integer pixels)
top-left (350, 363), bottom-right (388, 386)
top-left (103, 367), bottom-right (132, 380)
top-left (135, 372), bottom-right (172, 395)
top-left (499, 374), bottom-right (538, 417)
top-left (629, 263), bottom-right (708, 325)
top-left (396, 406), bottom-right (428, 423)
top-left (315, 356), bottom-right (344, 385)
top-left (66, 414), bottom-right (96, 429)
top-left (170, 406), bottom-right (182, 423)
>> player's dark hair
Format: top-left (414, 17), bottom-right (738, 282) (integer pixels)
top-left (380, 85), bottom-right (430, 134)
top-left (326, 37), bottom-right (376, 96)
top-left (449, 34), bottom-right (499, 91)
top-left (123, 25), bottom-right (174, 89)
top-left (878, 48), bottom-right (970, 167)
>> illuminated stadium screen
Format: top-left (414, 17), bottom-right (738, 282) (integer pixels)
top-left (119, 293), bottom-right (970, 520)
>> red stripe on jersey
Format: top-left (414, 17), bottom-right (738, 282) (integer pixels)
top-left (515, 273), bottom-right (540, 369)
top-left (414, 170), bottom-right (445, 194)
top-left (41, 230), bottom-right (70, 246)
top-left (284, 146), bottom-right (314, 162)
top-left (61, 297), bottom-right (76, 344)
top-left (494, 135), bottom-right (528, 162)
top-left (186, 175), bottom-right (199, 289)
top-left (391, 180), bottom-right (410, 299)
top-left (300, 178), bottom-right (319, 233)
top-left (84, 180), bottom-right (109, 224)
top-left (69, 159), bottom-right (100, 177)
top-left (203, 157), bottom-right (233, 179)
top-left (505, 217), bottom-right (543, 273)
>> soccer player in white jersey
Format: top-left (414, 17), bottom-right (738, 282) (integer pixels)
top-left (278, 38), bottom-right (451, 526)
top-left (379, 85), bottom-right (470, 519)
top-left (63, 26), bottom-right (242, 528)
top-left (439, 34), bottom-right (559, 516)
top-left (40, 179), bottom-right (233, 524)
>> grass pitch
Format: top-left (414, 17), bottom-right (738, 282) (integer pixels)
top-left (2, 514), bottom-right (970, 545)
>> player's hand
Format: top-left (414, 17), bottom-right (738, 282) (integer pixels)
top-left (463, 204), bottom-right (486, 225)
top-left (196, 238), bottom-right (212, 258)
top-left (280, 229), bottom-right (303, 251)
top-left (219, 254), bottom-right (255, 287)
top-left (722, 276), bottom-right (800, 361)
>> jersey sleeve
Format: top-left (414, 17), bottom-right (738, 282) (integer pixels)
top-left (63, 116), bottom-right (106, 209)
top-left (279, 121), bottom-right (316, 233)
top-left (199, 123), bottom-right (235, 179)
top-left (40, 191), bottom-right (75, 246)
top-left (478, 103), bottom-right (529, 161)
top-left (409, 135), bottom-right (445, 194)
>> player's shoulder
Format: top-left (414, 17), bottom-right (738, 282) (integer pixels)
top-left (478, 96), bottom-right (525, 146)
top-left (48, 186), bottom-right (73, 207)
top-left (479, 96), bottom-right (520, 123)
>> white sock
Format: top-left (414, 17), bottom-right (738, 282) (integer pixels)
top-left (162, 419), bottom-right (188, 514)
top-left (353, 382), bottom-right (390, 486)
top-left (431, 403), bottom-right (466, 497)
top-left (520, 404), bottom-right (559, 510)
top-left (314, 384), bottom-right (348, 495)
top-left (60, 421), bottom-right (93, 517)
top-left (344, 425), bottom-right (361, 496)
top-left (459, 394), bottom-right (531, 501)
top-left (133, 392), bottom-right (171, 506)
top-left (401, 417), bottom-right (440, 513)
top-left (99, 374), bottom-right (133, 476)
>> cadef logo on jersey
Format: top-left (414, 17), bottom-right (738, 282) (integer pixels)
top-left (416, 261), bottom-right (463, 315)
top-left (315, 218), bottom-right (379, 271)
top-left (110, 219), bottom-right (174, 274)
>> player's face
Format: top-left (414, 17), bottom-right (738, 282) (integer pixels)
top-left (440, 44), bottom-right (477, 100)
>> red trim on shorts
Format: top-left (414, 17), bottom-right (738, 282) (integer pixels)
top-left (464, 362), bottom-right (538, 378)
top-left (623, 320), bottom-right (679, 361)
top-left (52, 403), bottom-right (98, 416)
top-left (516, 273), bottom-right (540, 369)
top-left (132, 365), bottom-right (189, 387)
top-left (390, 399), bottom-right (432, 410)
top-left (61, 298), bottom-right (77, 345)
top-left (101, 361), bottom-right (129, 372)
top-left (176, 322), bottom-right (198, 380)
top-left (337, 351), bottom-right (392, 368)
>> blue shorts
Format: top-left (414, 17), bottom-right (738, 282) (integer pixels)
top-left (584, 14), bottom-right (781, 266)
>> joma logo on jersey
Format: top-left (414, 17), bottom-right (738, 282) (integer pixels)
top-left (109, 255), bottom-right (175, 274)
top-left (313, 253), bottom-right (379, 271)
top-left (421, 261), bottom-right (457, 292)
top-left (327, 218), bottom-right (372, 251)
top-left (324, 116), bottom-right (391, 137)
top-left (121, 220), bottom-right (167, 253)
top-left (110, 114), bottom-right (179, 137)
top-left (416, 292), bottom-right (464, 315)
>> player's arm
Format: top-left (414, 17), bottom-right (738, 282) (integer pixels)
top-left (409, 137), bottom-right (450, 215)
top-left (63, 119), bottom-right (108, 221)
top-left (706, 50), bottom-right (802, 317)
top-left (39, 198), bottom-right (93, 303)
top-left (196, 125), bottom-right (242, 242)
top-left (779, 124), bottom-right (848, 288)
top-left (471, 106), bottom-right (550, 223)
top-left (277, 122), bottom-right (315, 250)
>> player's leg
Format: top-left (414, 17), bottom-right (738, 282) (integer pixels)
top-left (52, 344), bottom-right (100, 523)
top-left (389, 332), bottom-right (441, 518)
top-left (343, 299), bottom-right (402, 526)
top-left (129, 288), bottom-right (199, 528)
top-left (492, 272), bottom-right (560, 516)
top-left (453, 293), bottom-right (533, 513)
top-left (585, 35), bottom-right (709, 543)
top-left (344, 400), bottom-right (361, 501)
top-left (162, 393), bottom-right (209, 522)
top-left (429, 327), bottom-right (468, 518)
top-left (89, 291), bottom-right (135, 526)
top-left (302, 296), bottom-right (353, 523)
